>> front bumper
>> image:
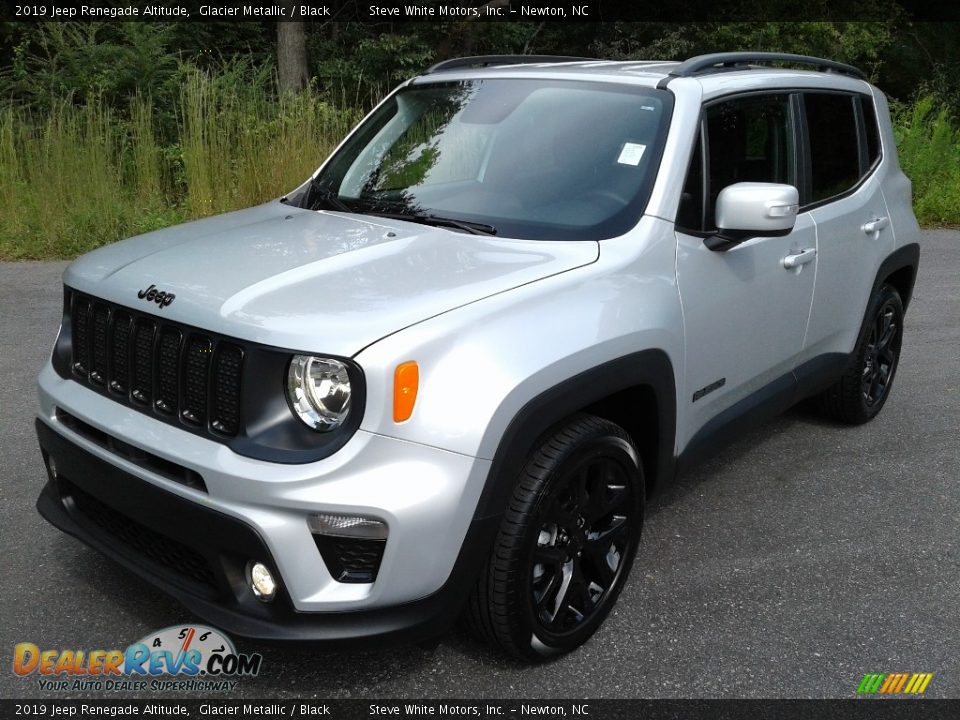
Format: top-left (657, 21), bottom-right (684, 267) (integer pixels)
top-left (35, 360), bottom-right (498, 643)
top-left (36, 419), bottom-right (498, 644)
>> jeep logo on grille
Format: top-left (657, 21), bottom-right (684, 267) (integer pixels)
top-left (137, 284), bottom-right (176, 308)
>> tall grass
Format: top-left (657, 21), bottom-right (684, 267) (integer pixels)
top-left (178, 70), bottom-right (357, 219)
top-left (129, 93), bottom-right (163, 205)
top-left (1, 85), bottom-right (958, 261)
top-left (0, 100), bottom-right (136, 259)
top-left (0, 68), bottom-right (359, 260)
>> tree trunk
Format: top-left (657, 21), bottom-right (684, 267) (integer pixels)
top-left (277, 20), bottom-right (308, 93)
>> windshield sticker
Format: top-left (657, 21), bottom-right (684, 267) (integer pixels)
top-left (617, 142), bottom-right (646, 166)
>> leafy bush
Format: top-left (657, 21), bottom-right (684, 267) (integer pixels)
top-left (894, 96), bottom-right (960, 225)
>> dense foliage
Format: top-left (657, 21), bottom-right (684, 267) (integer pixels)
top-left (0, 18), bottom-right (958, 258)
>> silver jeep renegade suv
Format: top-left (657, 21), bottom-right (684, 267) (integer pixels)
top-left (35, 53), bottom-right (921, 660)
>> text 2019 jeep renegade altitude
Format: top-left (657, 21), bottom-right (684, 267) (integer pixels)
top-left (35, 53), bottom-right (920, 660)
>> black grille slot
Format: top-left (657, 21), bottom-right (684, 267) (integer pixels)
top-left (72, 297), bottom-right (91, 376)
top-left (313, 536), bottom-right (386, 584)
top-left (66, 480), bottom-right (216, 590)
top-left (67, 292), bottom-right (244, 440)
top-left (90, 304), bottom-right (110, 385)
top-left (211, 344), bottom-right (243, 436)
top-left (108, 312), bottom-right (132, 395)
top-left (155, 328), bottom-right (182, 415)
top-left (131, 319), bottom-right (156, 405)
top-left (182, 335), bottom-right (212, 426)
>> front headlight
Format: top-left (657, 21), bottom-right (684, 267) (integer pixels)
top-left (286, 355), bottom-right (352, 432)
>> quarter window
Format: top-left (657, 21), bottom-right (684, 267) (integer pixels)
top-left (677, 131), bottom-right (705, 231)
top-left (861, 96), bottom-right (882, 167)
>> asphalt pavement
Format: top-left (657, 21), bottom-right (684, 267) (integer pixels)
top-left (1, 230), bottom-right (958, 700)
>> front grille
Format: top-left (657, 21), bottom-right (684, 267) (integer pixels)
top-left (66, 479), bottom-right (217, 590)
top-left (69, 292), bottom-right (244, 438)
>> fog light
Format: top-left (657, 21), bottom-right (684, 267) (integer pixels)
top-left (246, 561), bottom-right (276, 602)
top-left (308, 513), bottom-right (388, 540)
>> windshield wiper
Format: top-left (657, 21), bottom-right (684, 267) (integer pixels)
top-left (368, 211), bottom-right (497, 236)
top-left (307, 181), bottom-right (353, 213)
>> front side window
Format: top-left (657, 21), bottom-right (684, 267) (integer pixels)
top-left (309, 79), bottom-right (673, 240)
top-left (677, 93), bottom-right (796, 233)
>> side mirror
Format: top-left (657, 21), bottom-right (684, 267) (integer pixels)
top-left (705, 182), bottom-right (799, 251)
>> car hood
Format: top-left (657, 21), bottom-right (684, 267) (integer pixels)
top-left (64, 202), bottom-right (599, 355)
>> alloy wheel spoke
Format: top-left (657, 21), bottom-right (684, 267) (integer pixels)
top-left (879, 321), bottom-right (897, 349)
top-left (561, 563), bottom-right (594, 622)
top-left (545, 562), bottom-right (575, 624)
top-left (877, 309), bottom-right (894, 346)
top-left (876, 363), bottom-right (891, 388)
top-left (590, 514), bottom-right (628, 546)
top-left (878, 345), bottom-right (896, 365)
top-left (575, 464), bottom-right (596, 509)
top-left (533, 566), bottom-right (562, 614)
top-left (585, 481), bottom-right (629, 523)
top-left (534, 544), bottom-right (568, 566)
top-left (582, 539), bottom-right (618, 588)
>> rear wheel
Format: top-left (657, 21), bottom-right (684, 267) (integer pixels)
top-left (465, 414), bottom-right (644, 661)
top-left (817, 284), bottom-right (904, 424)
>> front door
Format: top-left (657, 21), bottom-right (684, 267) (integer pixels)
top-left (675, 92), bottom-right (816, 446)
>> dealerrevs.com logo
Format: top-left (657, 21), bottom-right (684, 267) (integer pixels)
top-left (13, 625), bottom-right (262, 692)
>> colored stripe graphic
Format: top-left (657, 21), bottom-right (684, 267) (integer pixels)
top-left (858, 672), bottom-right (933, 695)
top-left (857, 673), bottom-right (885, 694)
top-left (879, 674), bottom-right (897, 693)
top-left (904, 673), bottom-right (934, 694)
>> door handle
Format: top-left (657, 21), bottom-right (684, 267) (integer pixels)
top-left (783, 248), bottom-right (817, 269)
top-left (861, 217), bottom-right (889, 234)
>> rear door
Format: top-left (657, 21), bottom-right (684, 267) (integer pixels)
top-left (675, 92), bottom-right (817, 445)
top-left (800, 92), bottom-right (894, 361)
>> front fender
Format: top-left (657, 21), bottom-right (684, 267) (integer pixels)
top-left (353, 218), bottom-right (683, 514)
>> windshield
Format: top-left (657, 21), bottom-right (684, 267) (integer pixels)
top-left (305, 79), bottom-right (673, 240)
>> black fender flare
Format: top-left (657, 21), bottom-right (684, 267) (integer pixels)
top-left (473, 349), bottom-right (677, 523)
top-left (873, 242), bottom-right (920, 311)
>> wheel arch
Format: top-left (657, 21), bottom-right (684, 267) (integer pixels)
top-left (875, 242), bottom-right (920, 312)
top-left (473, 349), bottom-right (677, 523)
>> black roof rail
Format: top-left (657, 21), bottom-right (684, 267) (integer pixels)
top-left (426, 55), bottom-right (597, 74)
top-left (668, 52), bottom-right (866, 81)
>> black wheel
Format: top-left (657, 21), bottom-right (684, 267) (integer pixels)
top-left (465, 414), bottom-right (644, 661)
top-left (817, 284), bottom-right (904, 424)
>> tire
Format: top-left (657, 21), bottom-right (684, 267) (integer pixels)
top-left (816, 283), bottom-right (905, 424)
top-left (465, 414), bottom-right (644, 661)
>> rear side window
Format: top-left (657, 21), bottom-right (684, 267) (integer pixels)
top-left (804, 93), bottom-right (860, 203)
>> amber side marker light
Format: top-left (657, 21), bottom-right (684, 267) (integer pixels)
top-left (393, 361), bottom-right (419, 423)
